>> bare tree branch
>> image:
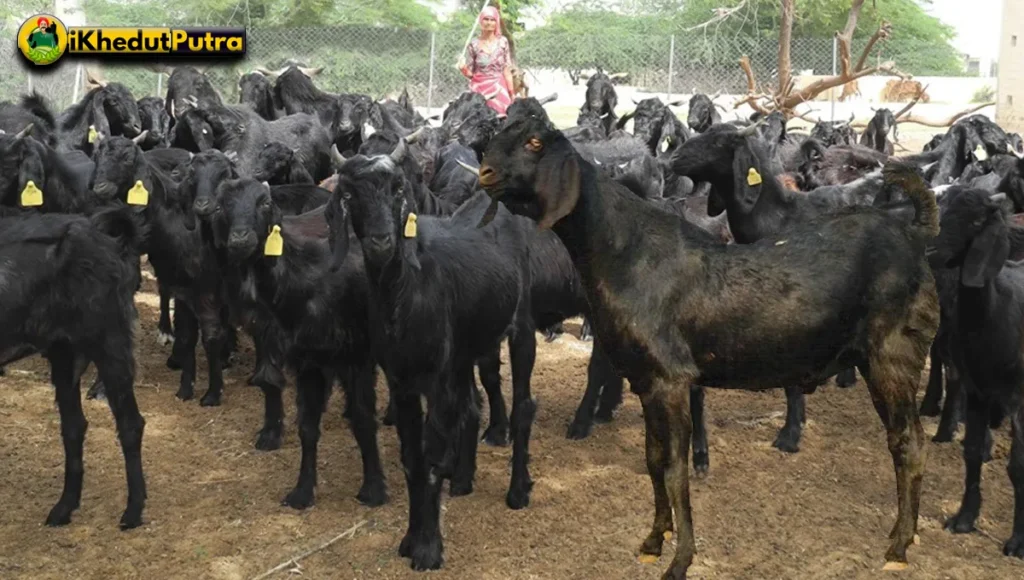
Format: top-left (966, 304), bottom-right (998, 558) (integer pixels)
top-left (781, 61), bottom-right (898, 110)
top-left (854, 20), bottom-right (892, 72)
top-left (896, 103), bottom-right (996, 127)
top-left (836, 0), bottom-right (866, 77)
top-left (685, 0), bottom-right (748, 32)
top-left (893, 83), bottom-right (930, 120)
top-left (778, 0), bottom-right (794, 98)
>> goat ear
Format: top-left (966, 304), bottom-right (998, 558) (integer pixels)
top-left (534, 138), bottom-right (581, 230)
top-left (962, 215), bottom-right (1010, 288)
top-left (91, 93), bottom-right (111, 140)
top-left (731, 142), bottom-right (763, 214)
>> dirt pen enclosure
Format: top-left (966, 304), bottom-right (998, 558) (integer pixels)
top-left (3, 255), bottom-right (1024, 580)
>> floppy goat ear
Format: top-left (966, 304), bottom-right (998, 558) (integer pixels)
top-left (962, 211), bottom-right (1010, 288)
top-left (90, 91), bottom-right (112, 142)
top-left (533, 135), bottom-right (581, 230)
top-left (730, 139), bottom-right (763, 214)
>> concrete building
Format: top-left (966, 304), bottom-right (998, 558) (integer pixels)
top-left (998, 0), bottom-right (1023, 131)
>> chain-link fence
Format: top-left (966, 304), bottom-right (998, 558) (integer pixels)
top-left (1, 23), bottom-right (974, 114)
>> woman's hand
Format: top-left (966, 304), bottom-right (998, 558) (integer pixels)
top-left (457, 56), bottom-right (470, 78)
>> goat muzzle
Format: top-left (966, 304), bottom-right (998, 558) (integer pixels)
top-left (478, 165), bottom-right (498, 187)
top-left (93, 181), bottom-right (118, 198)
top-left (193, 198), bottom-right (216, 217)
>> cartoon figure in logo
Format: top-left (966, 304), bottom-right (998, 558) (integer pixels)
top-left (27, 17), bottom-right (59, 50)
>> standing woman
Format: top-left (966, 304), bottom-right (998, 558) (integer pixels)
top-left (457, 6), bottom-right (515, 116)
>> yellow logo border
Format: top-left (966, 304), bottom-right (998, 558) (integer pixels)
top-left (18, 14), bottom-right (69, 66)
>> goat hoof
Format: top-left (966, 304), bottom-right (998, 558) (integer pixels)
top-left (505, 481), bottom-right (532, 510)
top-left (175, 387), bottom-right (194, 402)
top-left (835, 368), bottom-right (857, 388)
top-left (566, 420), bottom-right (592, 440)
top-left (772, 433), bottom-right (801, 454)
top-left (693, 454), bottom-right (709, 478)
top-left (449, 480), bottom-right (473, 497)
top-left (409, 536), bottom-right (444, 571)
top-left (119, 506), bottom-right (144, 530)
top-left (165, 356), bottom-right (182, 371)
top-left (594, 408), bottom-right (615, 423)
top-left (199, 393), bottom-right (222, 407)
top-left (44, 502), bottom-right (76, 527)
top-left (254, 428), bottom-right (282, 451)
top-left (356, 481), bottom-right (388, 507)
top-left (281, 488), bottom-right (314, 510)
top-left (931, 429), bottom-right (955, 443)
top-left (543, 330), bottom-right (560, 343)
top-left (944, 511), bottom-right (977, 534)
top-left (86, 381), bottom-right (107, 401)
top-left (157, 331), bottom-right (175, 346)
top-left (481, 424), bottom-right (508, 447)
top-left (399, 533), bottom-right (414, 558)
top-left (1003, 534), bottom-right (1024, 558)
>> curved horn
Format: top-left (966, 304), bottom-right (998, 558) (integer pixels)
top-left (254, 66), bottom-right (273, 76)
top-left (710, 90), bottom-right (723, 100)
top-left (455, 159), bottom-right (480, 176)
top-left (405, 126), bottom-right (427, 144)
top-left (608, 72), bottom-right (628, 80)
top-left (738, 118), bottom-right (766, 137)
top-left (330, 144), bottom-right (348, 168)
top-left (1011, 146), bottom-right (1024, 160)
top-left (14, 123), bottom-right (33, 140)
top-left (537, 92), bottom-right (558, 105)
top-left (298, 66), bottom-right (323, 77)
top-left (131, 130), bottom-right (150, 145)
top-left (390, 138), bottom-right (407, 164)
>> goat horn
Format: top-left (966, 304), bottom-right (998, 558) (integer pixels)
top-left (390, 138), bottom-right (407, 164)
top-left (738, 119), bottom-right (766, 137)
top-left (537, 92), bottom-right (558, 105)
top-left (132, 130), bottom-right (150, 145)
top-left (330, 144), bottom-right (348, 168)
top-left (254, 66), bottom-right (273, 76)
top-left (608, 72), bottom-right (628, 80)
top-left (14, 123), bottom-right (33, 139)
top-left (298, 66), bottom-right (323, 77)
top-left (406, 126), bottom-right (427, 144)
top-left (710, 90), bottom-right (723, 100)
top-left (455, 159), bottom-right (480, 176)
top-left (1012, 147), bottom-right (1024, 160)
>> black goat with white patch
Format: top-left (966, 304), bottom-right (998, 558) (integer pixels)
top-left (0, 206), bottom-right (147, 530)
top-left (330, 141), bottom-right (538, 571)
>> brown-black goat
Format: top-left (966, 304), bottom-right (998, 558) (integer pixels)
top-left (0, 206), bottom-right (147, 530)
top-left (330, 140), bottom-right (538, 571)
top-left (930, 188), bottom-right (1024, 559)
top-left (477, 117), bottom-right (940, 578)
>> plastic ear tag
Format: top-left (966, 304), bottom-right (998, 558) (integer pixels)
top-left (264, 225), bottom-right (283, 256)
top-left (127, 180), bottom-right (149, 206)
top-left (88, 125), bottom-right (98, 144)
top-left (747, 167), bottom-right (762, 186)
top-left (20, 180), bottom-right (43, 207)
top-left (974, 145), bottom-right (988, 161)
top-left (404, 213), bottom-right (418, 238)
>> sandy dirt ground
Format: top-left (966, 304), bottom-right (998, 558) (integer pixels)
top-left (2, 260), bottom-right (1024, 580)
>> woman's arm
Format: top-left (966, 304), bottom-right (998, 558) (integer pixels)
top-left (458, 42), bottom-right (474, 78)
top-left (501, 38), bottom-right (514, 94)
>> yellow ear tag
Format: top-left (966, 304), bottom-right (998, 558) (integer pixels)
top-left (747, 167), bottom-right (762, 186)
top-left (87, 125), bottom-right (98, 144)
top-left (264, 224), bottom-right (283, 257)
top-left (974, 145), bottom-right (988, 161)
top-left (127, 180), bottom-right (149, 206)
top-left (20, 180), bottom-right (43, 207)
top-left (404, 212), bottom-right (418, 238)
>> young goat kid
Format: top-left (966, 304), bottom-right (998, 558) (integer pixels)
top-left (330, 139), bottom-right (538, 571)
top-left (477, 117), bottom-right (940, 579)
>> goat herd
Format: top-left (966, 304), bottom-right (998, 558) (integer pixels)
top-left (1, 63), bottom-right (1024, 579)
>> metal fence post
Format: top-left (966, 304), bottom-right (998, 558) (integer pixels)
top-left (667, 35), bottom-right (675, 101)
top-left (27, 71), bottom-right (33, 94)
top-left (427, 31), bottom-right (436, 115)
top-left (72, 63), bottom-right (82, 104)
top-left (830, 35), bottom-right (838, 122)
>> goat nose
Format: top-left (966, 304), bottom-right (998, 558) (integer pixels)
top-left (228, 230), bottom-right (254, 245)
top-left (93, 181), bottom-right (117, 198)
top-left (368, 235), bottom-right (391, 253)
top-left (193, 198), bottom-right (212, 215)
top-left (479, 165), bottom-right (497, 185)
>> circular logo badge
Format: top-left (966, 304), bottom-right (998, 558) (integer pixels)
top-left (18, 14), bottom-right (68, 66)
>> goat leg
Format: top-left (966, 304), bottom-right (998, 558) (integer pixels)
top-left (657, 377), bottom-right (696, 579)
top-left (920, 340), bottom-right (944, 417)
top-left (282, 365), bottom-right (331, 509)
top-left (690, 386), bottom-right (709, 476)
top-left (567, 343), bottom-right (612, 440)
top-left (451, 361), bottom-right (480, 496)
top-left (413, 374), bottom-right (450, 571)
top-left (395, 389), bottom-right (426, 561)
top-left (44, 343), bottom-right (88, 527)
top-left (772, 386), bottom-right (806, 453)
top-left (506, 328), bottom-right (537, 510)
top-left (636, 382), bottom-right (673, 562)
top-left (174, 306), bottom-right (199, 402)
top-left (157, 285), bottom-right (174, 346)
top-left (92, 336), bottom-right (146, 530)
top-left (933, 363), bottom-right (962, 443)
top-left (594, 337), bottom-right (623, 423)
top-left (340, 361), bottom-right (387, 507)
top-left (477, 348), bottom-right (508, 446)
top-left (1003, 406), bottom-right (1024, 558)
top-left (945, 392), bottom-right (989, 534)
top-left (835, 367), bottom-right (858, 388)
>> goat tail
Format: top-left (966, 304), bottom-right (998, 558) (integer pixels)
top-left (20, 91), bottom-right (57, 133)
top-left (90, 205), bottom-right (149, 257)
top-left (883, 161), bottom-right (940, 241)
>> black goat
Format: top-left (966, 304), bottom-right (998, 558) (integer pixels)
top-left (798, 139), bottom-right (889, 189)
top-left (580, 71), bottom-right (619, 135)
top-left (239, 72), bottom-right (281, 121)
top-left (0, 130), bottom-right (98, 214)
top-left (686, 93), bottom-right (722, 134)
top-left (859, 108), bottom-right (897, 155)
top-left (211, 177), bottom-right (387, 509)
top-left (809, 115), bottom-right (858, 147)
top-left (252, 141), bottom-right (315, 185)
top-left (930, 188), bottom-right (1024, 559)
top-left (478, 117), bottom-right (940, 578)
top-left (164, 66), bottom-right (223, 121)
top-left (137, 97), bottom-right (171, 150)
top-left (0, 206), bottom-right (147, 530)
top-left (268, 66), bottom-right (339, 133)
top-left (58, 82), bottom-right (142, 156)
top-left (331, 141), bottom-right (538, 571)
top-left (0, 92), bottom-right (59, 148)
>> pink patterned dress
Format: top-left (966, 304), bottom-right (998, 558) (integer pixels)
top-left (465, 36), bottom-right (513, 115)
